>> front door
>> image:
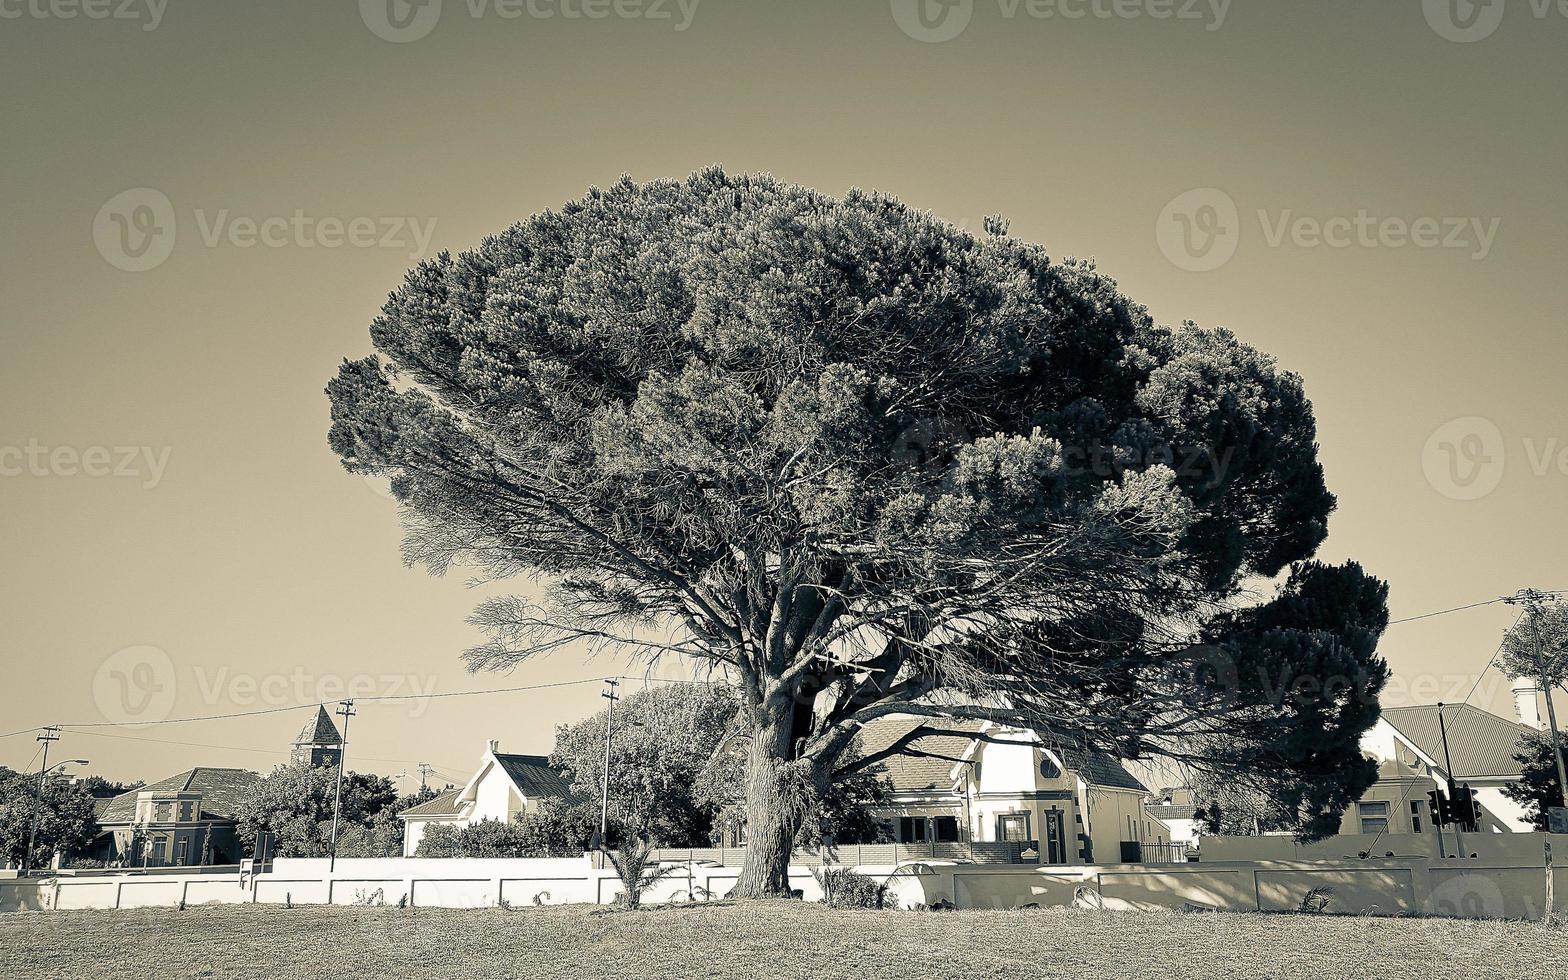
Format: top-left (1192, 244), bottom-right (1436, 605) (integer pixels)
top-left (1043, 809), bottom-right (1066, 864)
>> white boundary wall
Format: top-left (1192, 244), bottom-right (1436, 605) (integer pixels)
top-left (3, 839), bottom-right (1564, 920)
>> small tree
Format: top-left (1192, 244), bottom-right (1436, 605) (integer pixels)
top-left (550, 683), bottom-right (739, 846)
top-left (603, 837), bottom-right (681, 909)
top-left (1502, 732), bottom-right (1565, 831)
top-left (1500, 601), bottom-right (1568, 693)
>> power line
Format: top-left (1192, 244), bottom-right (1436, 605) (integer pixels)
top-left (1459, 608), bottom-right (1526, 708)
top-left (59, 727), bottom-right (460, 773)
top-left (1388, 597), bottom-right (1507, 625)
top-left (48, 676), bottom-right (612, 731)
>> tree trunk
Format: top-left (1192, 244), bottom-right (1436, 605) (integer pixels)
top-left (731, 707), bottom-right (806, 898)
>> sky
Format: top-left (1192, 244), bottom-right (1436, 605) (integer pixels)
top-left (1, 0), bottom-right (1565, 789)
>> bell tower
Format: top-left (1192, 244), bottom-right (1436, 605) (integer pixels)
top-left (291, 705), bottom-right (343, 768)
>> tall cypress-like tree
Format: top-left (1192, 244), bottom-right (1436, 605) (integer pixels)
top-left (326, 168), bottom-right (1389, 896)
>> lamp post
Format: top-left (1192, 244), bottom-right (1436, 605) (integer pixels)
top-left (23, 755), bottom-right (88, 875)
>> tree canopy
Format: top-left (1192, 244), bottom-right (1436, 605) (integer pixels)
top-left (549, 682), bottom-right (740, 847)
top-left (326, 168), bottom-right (1389, 893)
top-left (233, 763), bottom-right (398, 858)
top-left (1500, 600), bottom-right (1568, 692)
top-left (1503, 731), bottom-right (1565, 831)
top-left (0, 766), bottom-right (99, 868)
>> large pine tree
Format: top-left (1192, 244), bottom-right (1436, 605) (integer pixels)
top-left (326, 168), bottom-right (1389, 896)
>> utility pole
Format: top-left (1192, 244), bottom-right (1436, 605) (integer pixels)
top-left (417, 763), bottom-right (434, 793)
top-left (22, 727), bottom-right (59, 875)
top-left (1437, 703), bottom-right (1463, 858)
top-left (1504, 588), bottom-right (1568, 809)
top-left (327, 700), bottom-right (355, 873)
top-left (598, 678), bottom-right (619, 851)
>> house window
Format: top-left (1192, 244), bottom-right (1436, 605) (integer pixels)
top-left (898, 816), bottom-right (929, 843)
top-left (933, 816), bottom-right (960, 843)
top-left (178, 801), bottom-right (194, 823)
top-left (997, 812), bottom-right (1031, 842)
top-left (1410, 800), bottom-right (1424, 834)
top-left (1358, 801), bottom-right (1390, 834)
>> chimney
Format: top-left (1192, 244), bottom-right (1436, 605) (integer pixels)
top-left (486, 739), bottom-right (500, 753)
top-left (1512, 678), bottom-right (1545, 730)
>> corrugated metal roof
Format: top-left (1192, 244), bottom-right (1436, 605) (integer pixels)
top-left (97, 768), bottom-right (260, 824)
top-left (494, 753), bottom-right (571, 799)
top-left (1381, 703), bottom-right (1531, 778)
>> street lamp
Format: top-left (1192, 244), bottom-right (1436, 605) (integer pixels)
top-left (23, 759), bottom-right (89, 876)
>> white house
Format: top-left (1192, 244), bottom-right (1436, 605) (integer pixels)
top-left (855, 716), bottom-right (1172, 864)
top-left (399, 740), bottom-right (570, 856)
top-left (1349, 698), bottom-right (1537, 836)
top-left (1143, 787), bottom-right (1201, 851)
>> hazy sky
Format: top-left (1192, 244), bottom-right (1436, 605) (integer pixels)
top-left (2, 0), bottom-right (1564, 788)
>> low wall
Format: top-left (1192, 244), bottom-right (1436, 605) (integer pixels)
top-left (1202, 832), bottom-right (1568, 865)
top-left (3, 852), bottom-right (1562, 920)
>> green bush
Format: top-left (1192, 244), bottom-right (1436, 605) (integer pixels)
top-left (813, 867), bottom-right (885, 909)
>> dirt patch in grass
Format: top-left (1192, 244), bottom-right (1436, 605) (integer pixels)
top-left (1, 901), bottom-right (1562, 979)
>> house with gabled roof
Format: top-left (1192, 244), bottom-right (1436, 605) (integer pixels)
top-left (1351, 701), bottom-right (1536, 835)
top-left (87, 767), bottom-right (260, 867)
top-left (399, 740), bottom-right (571, 856)
top-left (855, 715), bottom-right (1169, 864)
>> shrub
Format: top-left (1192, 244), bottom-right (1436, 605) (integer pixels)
top-left (812, 867), bottom-right (885, 909)
top-left (604, 837), bottom-right (681, 909)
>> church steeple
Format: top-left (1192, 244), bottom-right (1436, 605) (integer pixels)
top-left (291, 705), bottom-right (343, 768)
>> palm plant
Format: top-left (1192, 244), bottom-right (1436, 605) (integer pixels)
top-left (602, 837), bottom-right (681, 909)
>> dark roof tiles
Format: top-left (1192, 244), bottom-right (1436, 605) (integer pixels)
top-left (97, 768), bottom-right (260, 824)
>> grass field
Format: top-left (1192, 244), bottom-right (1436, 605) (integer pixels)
top-left (1, 901), bottom-right (1563, 980)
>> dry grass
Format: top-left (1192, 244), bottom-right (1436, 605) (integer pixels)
top-left (1, 900), bottom-right (1563, 980)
